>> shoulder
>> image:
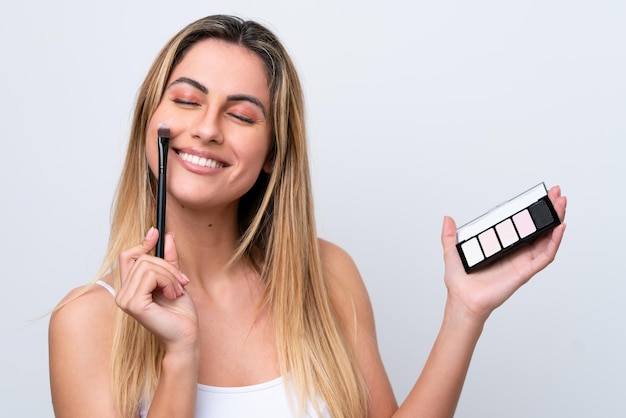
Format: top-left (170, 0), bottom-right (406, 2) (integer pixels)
top-left (318, 238), bottom-right (364, 293)
top-left (50, 278), bottom-right (117, 336)
top-left (49, 277), bottom-right (119, 416)
top-left (49, 278), bottom-right (118, 362)
top-left (317, 238), bottom-right (372, 332)
top-left (317, 239), bottom-right (399, 414)
top-left (317, 238), bottom-right (356, 270)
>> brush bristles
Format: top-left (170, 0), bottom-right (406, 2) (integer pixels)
top-left (157, 123), bottom-right (170, 139)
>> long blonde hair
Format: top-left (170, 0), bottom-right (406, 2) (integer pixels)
top-left (98, 15), bottom-right (368, 417)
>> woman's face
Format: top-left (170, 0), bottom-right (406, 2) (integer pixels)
top-left (146, 38), bottom-right (272, 211)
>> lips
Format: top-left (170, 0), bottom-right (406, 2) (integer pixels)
top-left (177, 151), bottom-right (226, 169)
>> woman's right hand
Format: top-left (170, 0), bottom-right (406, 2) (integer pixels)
top-left (116, 227), bottom-right (199, 354)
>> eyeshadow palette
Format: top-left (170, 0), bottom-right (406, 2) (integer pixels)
top-left (456, 182), bottom-right (560, 273)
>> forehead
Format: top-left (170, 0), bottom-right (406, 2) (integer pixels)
top-left (169, 39), bottom-right (270, 100)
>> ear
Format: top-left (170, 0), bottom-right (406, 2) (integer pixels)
top-left (262, 149), bottom-right (275, 174)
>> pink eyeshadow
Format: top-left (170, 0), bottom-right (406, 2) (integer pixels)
top-left (495, 218), bottom-right (519, 248)
top-left (512, 209), bottom-right (536, 238)
top-left (478, 228), bottom-right (501, 257)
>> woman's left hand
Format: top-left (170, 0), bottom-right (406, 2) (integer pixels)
top-left (441, 185), bottom-right (567, 323)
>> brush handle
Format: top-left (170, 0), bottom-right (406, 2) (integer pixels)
top-left (155, 137), bottom-right (169, 258)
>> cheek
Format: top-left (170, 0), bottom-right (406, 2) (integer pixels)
top-left (246, 141), bottom-right (272, 174)
top-left (146, 105), bottom-right (184, 172)
top-left (145, 125), bottom-right (159, 177)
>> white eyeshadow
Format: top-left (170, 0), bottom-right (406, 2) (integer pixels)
top-left (461, 238), bottom-right (485, 267)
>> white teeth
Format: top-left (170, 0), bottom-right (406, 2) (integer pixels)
top-left (179, 152), bottom-right (224, 168)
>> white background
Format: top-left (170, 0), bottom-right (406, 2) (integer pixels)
top-left (1, 0), bottom-right (624, 416)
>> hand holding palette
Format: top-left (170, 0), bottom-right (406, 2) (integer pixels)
top-left (456, 182), bottom-right (560, 273)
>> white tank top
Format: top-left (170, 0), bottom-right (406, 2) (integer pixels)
top-left (139, 376), bottom-right (331, 418)
top-left (95, 281), bottom-right (331, 418)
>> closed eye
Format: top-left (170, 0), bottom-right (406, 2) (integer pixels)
top-left (229, 113), bottom-right (255, 124)
top-left (173, 98), bottom-right (200, 106)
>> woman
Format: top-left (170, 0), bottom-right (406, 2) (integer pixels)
top-left (49, 15), bottom-right (567, 418)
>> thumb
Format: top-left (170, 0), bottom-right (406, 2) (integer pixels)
top-left (163, 232), bottom-right (180, 269)
top-left (441, 216), bottom-right (464, 269)
top-left (441, 216), bottom-right (465, 274)
top-left (441, 215), bottom-right (458, 251)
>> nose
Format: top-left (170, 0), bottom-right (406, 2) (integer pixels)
top-left (189, 108), bottom-right (223, 144)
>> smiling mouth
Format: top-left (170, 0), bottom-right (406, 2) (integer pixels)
top-left (177, 151), bottom-right (226, 169)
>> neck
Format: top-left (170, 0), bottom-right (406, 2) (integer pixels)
top-left (164, 199), bottom-right (246, 285)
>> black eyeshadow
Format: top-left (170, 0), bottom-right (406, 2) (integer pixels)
top-left (529, 199), bottom-right (554, 229)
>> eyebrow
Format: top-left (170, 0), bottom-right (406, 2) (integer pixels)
top-left (167, 76), bottom-right (268, 117)
top-left (226, 94), bottom-right (267, 118)
top-left (168, 77), bottom-right (208, 94)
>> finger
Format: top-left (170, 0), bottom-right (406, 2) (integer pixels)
top-left (119, 227), bottom-right (159, 281)
top-left (122, 254), bottom-right (189, 299)
top-left (119, 229), bottom-right (184, 299)
top-left (548, 185), bottom-right (567, 222)
top-left (441, 215), bottom-right (457, 250)
top-left (441, 216), bottom-right (465, 274)
top-left (133, 261), bottom-right (184, 301)
top-left (117, 256), bottom-right (184, 305)
top-left (532, 222), bottom-right (567, 271)
top-left (163, 232), bottom-right (190, 286)
top-left (164, 232), bottom-right (179, 270)
top-left (548, 184), bottom-right (561, 199)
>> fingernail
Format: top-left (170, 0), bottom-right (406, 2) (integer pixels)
top-left (145, 227), bottom-right (155, 240)
top-left (181, 273), bottom-right (190, 284)
top-left (177, 283), bottom-right (185, 296)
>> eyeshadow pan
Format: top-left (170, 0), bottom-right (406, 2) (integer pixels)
top-left (512, 209), bottom-right (536, 238)
top-left (528, 199), bottom-right (554, 229)
top-left (460, 238), bottom-right (484, 267)
top-left (495, 218), bottom-right (519, 248)
top-left (456, 182), bottom-right (560, 273)
top-left (478, 228), bottom-right (501, 257)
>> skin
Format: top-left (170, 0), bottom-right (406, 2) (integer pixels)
top-left (49, 38), bottom-right (568, 418)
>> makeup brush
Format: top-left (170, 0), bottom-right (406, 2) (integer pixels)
top-left (155, 123), bottom-right (170, 258)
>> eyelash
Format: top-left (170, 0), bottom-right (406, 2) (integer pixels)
top-left (173, 98), bottom-right (199, 106)
top-left (172, 98), bottom-right (255, 124)
top-left (229, 113), bottom-right (255, 124)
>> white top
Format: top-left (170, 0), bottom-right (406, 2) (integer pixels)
top-left (139, 376), bottom-right (331, 418)
top-left (95, 280), bottom-right (331, 418)
top-left (95, 279), bottom-right (115, 296)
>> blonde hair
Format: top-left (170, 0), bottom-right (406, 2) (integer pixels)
top-left (97, 15), bottom-right (368, 417)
